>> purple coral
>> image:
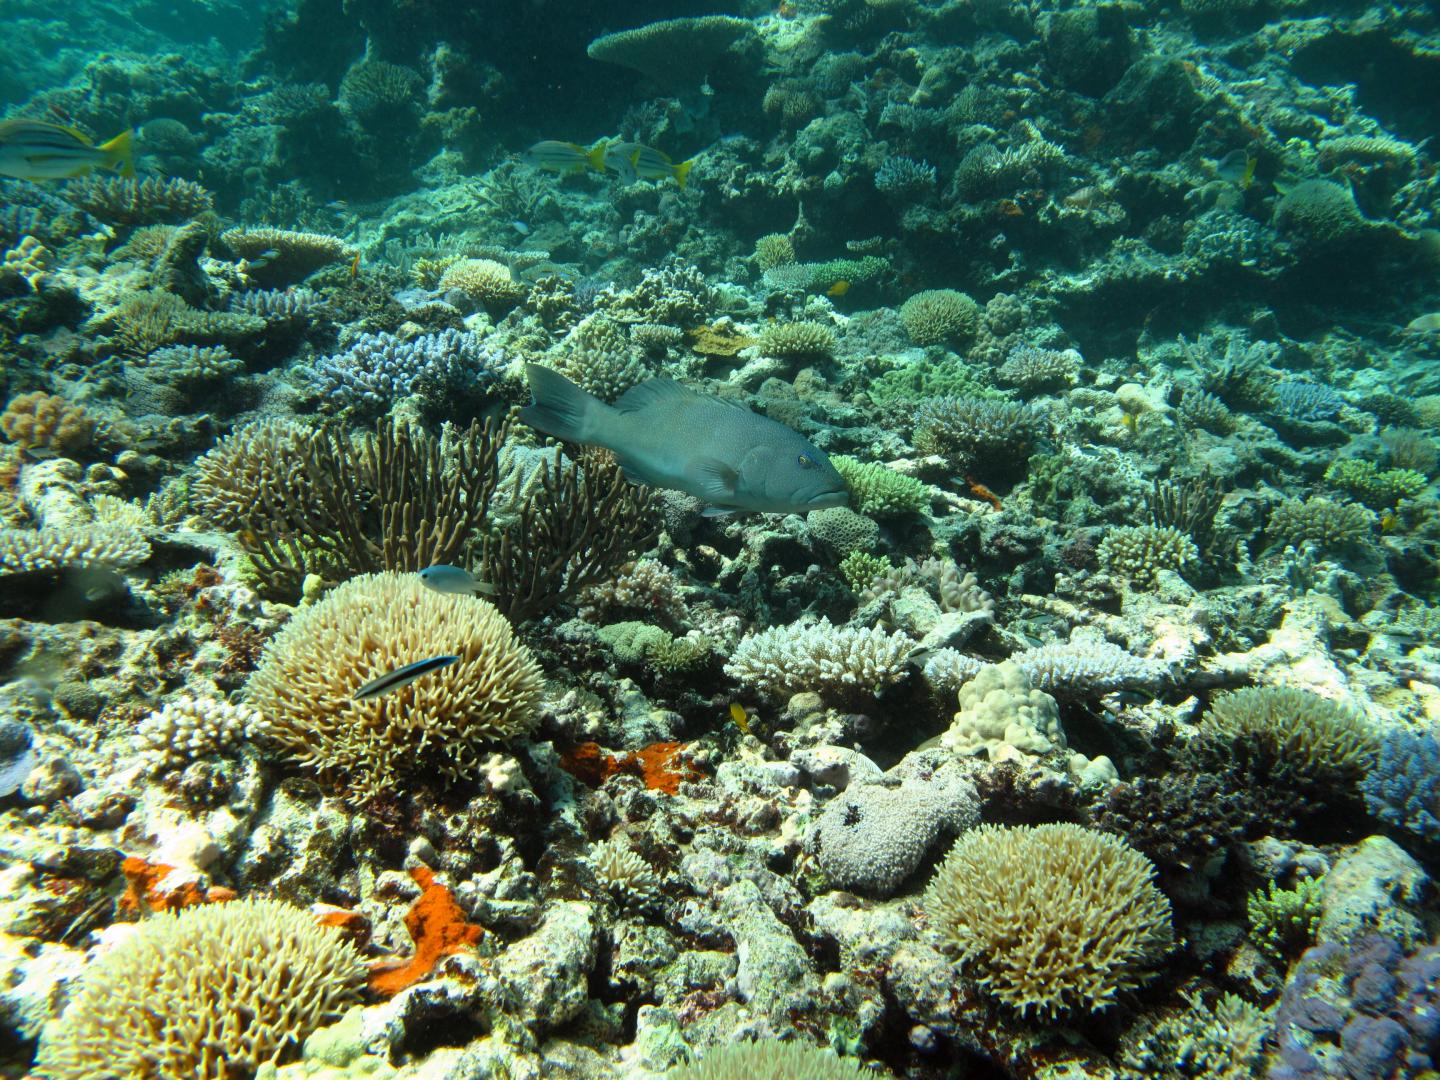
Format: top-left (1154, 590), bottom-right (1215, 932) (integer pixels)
top-left (309, 329), bottom-right (503, 413)
top-left (1269, 933), bottom-right (1440, 1079)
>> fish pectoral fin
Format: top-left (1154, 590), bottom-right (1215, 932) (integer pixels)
top-left (691, 456), bottom-right (741, 502)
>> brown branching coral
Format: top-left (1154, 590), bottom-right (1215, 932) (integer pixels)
top-left (481, 449), bottom-right (661, 623)
top-left (220, 226), bottom-right (353, 287)
top-left (98, 290), bottom-right (265, 356)
top-left (234, 417), bottom-right (511, 599)
top-left (0, 392), bottom-right (95, 456)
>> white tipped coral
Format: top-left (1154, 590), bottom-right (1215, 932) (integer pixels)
top-left (34, 898), bottom-right (366, 1080)
top-left (0, 524), bottom-right (150, 575)
top-left (724, 617), bottom-right (913, 702)
top-left (133, 694), bottom-right (259, 775)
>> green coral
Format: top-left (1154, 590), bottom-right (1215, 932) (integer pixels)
top-left (805, 255), bottom-right (888, 291)
top-left (1098, 525), bottom-right (1198, 586)
top-left (866, 355), bottom-right (997, 404)
top-left (598, 621), bottom-right (672, 665)
top-left (1248, 877), bottom-right (1325, 957)
top-left (1323, 459), bottom-right (1428, 509)
top-left (838, 550), bottom-right (889, 592)
top-left (832, 456), bottom-right (929, 517)
top-left (1268, 496), bottom-right (1375, 552)
top-left (597, 621), bottom-right (712, 674)
top-left (758, 321), bottom-right (837, 360)
top-left (899, 289), bottom-right (981, 346)
top-left (753, 233), bottom-right (795, 270)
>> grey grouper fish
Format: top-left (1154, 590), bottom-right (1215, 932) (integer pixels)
top-left (520, 364), bottom-right (849, 515)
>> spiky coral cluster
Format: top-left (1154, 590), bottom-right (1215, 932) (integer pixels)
top-left (913, 396), bottom-right (1043, 463)
top-left (1098, 525), bottom-right (1197, 585)
top-left (220, 227), bottom-right (353, 286)
top-left (924, 823), bottom-right (1173, 1017)
top-left (310, 329), bottom-right (502, 413)
top-left (1198, 686), bottom-right (1378, 789)
top-left (724, 618), bottom-right (913, 702)
top-left (668, 1041), bottom-right (872, 1080)
top-left (438, 257), bottom-right (527, 309)
top-left (34, 898), bottom-right (366, 1079)
top-left (1268, 497), bottom-right (1375, 553)
top-left (831, 456), bottom-right (929, 516)
top-left (899, 289), bottom-right (980, 346)
top-left (757, 320), bottom-right (836, 361)
top-left (244, 572), bottom-right (544, 799)
top-left (191, 418), bottom-right (320, 530)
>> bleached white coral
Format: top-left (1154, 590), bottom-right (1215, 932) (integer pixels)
top-left (590, 839), bottom-right (659, 901)
top-left (941, 660), bottom-right (1064, 761)
top-left (0, 524), bottom-right (151, 575)
top-left (134, 695), bottom-right (259, 775)
top-left (1011, 638), bottom-right (1167, 697)
top-left (921, 648), bottom-right (987, 696)
top-left (724, 618), bottom-right (913, 701)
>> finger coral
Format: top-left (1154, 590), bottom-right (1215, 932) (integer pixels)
top-left (244, 572), bottom-right (544, 798)
top-left (724, 618), bottom-right (913, 702)
top-left (0, 525), bottom-right (150, 575)
top-left (33, 898), bottom-right (366, 1080)
top-left (924, 823), bottom-right (1173, 1017)
top-left (899, 289), bottom-right (980, 346)
top-left (0, 391), bottom-right (94, 456)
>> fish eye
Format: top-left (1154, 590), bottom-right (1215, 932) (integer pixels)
top-left (798, 453), bottom-right (815, 469)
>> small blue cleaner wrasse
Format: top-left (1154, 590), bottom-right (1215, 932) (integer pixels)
top-left (352, 654), bottom-right (461, 701)
top-left (0, 119), bottom-right (136, 181)
top-left (519, 364), bottom-right (849, 516)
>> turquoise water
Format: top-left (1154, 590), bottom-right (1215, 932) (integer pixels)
top-left (1, 0), bottom-right (1439, 1077)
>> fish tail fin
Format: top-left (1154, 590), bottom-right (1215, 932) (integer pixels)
top-left (520, 364), bottom-right (610, 445)
top-left (673, 159), bottom-right (695, 190)
top-left (586, 142), bottom-right (608, 172)
top-left (100, 128), bottom-right (136, 178)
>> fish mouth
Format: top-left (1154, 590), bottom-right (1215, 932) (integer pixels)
top-left (806, 490), bottom-right (850, 509)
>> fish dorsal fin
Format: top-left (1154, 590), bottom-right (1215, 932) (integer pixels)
top-left (614, 377), bottom-right (701, 413)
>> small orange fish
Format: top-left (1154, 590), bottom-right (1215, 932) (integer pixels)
top-left (826, 280), bottom-right (851, 298)
top-left (349, 251), bottom-right (360, 280)
top-left (729, 702), bottom-right (751, 735)
top-left (996, 199), bottom-right (1023, 217)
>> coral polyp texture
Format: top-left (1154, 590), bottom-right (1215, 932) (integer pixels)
top-left (244, 572), bottom-right (544, 797)
top-left (2, 0), bottom-right (1439, 1072)
top-left (33, 898), bottom-right (366, 1080)
top-left (924, 823), bottom-right (1174, 1018)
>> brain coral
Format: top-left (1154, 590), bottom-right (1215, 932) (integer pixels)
top-left (899, 289), bottom-right (980, 346)
top-left (245, 572), bottom-right (544, 798)
top-left (34, 898), bottom-right (366, 1080)
top-left (924, 823), bottom-right (1173, 1017)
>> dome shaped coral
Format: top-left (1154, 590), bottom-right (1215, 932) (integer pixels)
top-left (245, 572), bottom-right (545, 798)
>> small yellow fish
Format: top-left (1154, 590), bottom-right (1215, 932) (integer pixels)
top-left (349, 250), bottom-right (360, 280)
top-left (1239, 155), bottom-right (1257, 190)
top-left (826, 280), bottom-right (851, 298)
top-left (1380, 511), bottom-right (1398, 533)
top-left (729, 702), bottom-right (751, 735)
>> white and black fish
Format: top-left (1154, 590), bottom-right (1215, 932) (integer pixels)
top-left (352, 654), bottom-right (461, 701)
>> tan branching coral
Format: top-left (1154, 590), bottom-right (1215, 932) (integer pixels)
top-left (924, 823), bottom-right (1173, 1017)
top-left (245, 572), bottom-right (545, 797)
top-left (191, 418), bottom-right (322, 530)
top-left (98, 290), bottom-right (265, 355)
top-left (220, 226), bottom-right (353, 286)
top-left (438, 257), bottom-right (527, 309)
top-left (1198, 686), bottom-right (1379, 784)
top-left (0, 391), bottom-right (94, 455)
top-left (66, 175), bottom-right (215, 225)
top-left (34, 898), bottom-right (366, 1080)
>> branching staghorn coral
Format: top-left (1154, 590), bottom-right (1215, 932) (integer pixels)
top-left (241, 417), bottom-right (511, 599)
top-left (480, 448), bottom-right (661, 623)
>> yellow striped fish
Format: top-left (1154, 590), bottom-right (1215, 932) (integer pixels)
top-left (0, 119), bottom-right (135, 181)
